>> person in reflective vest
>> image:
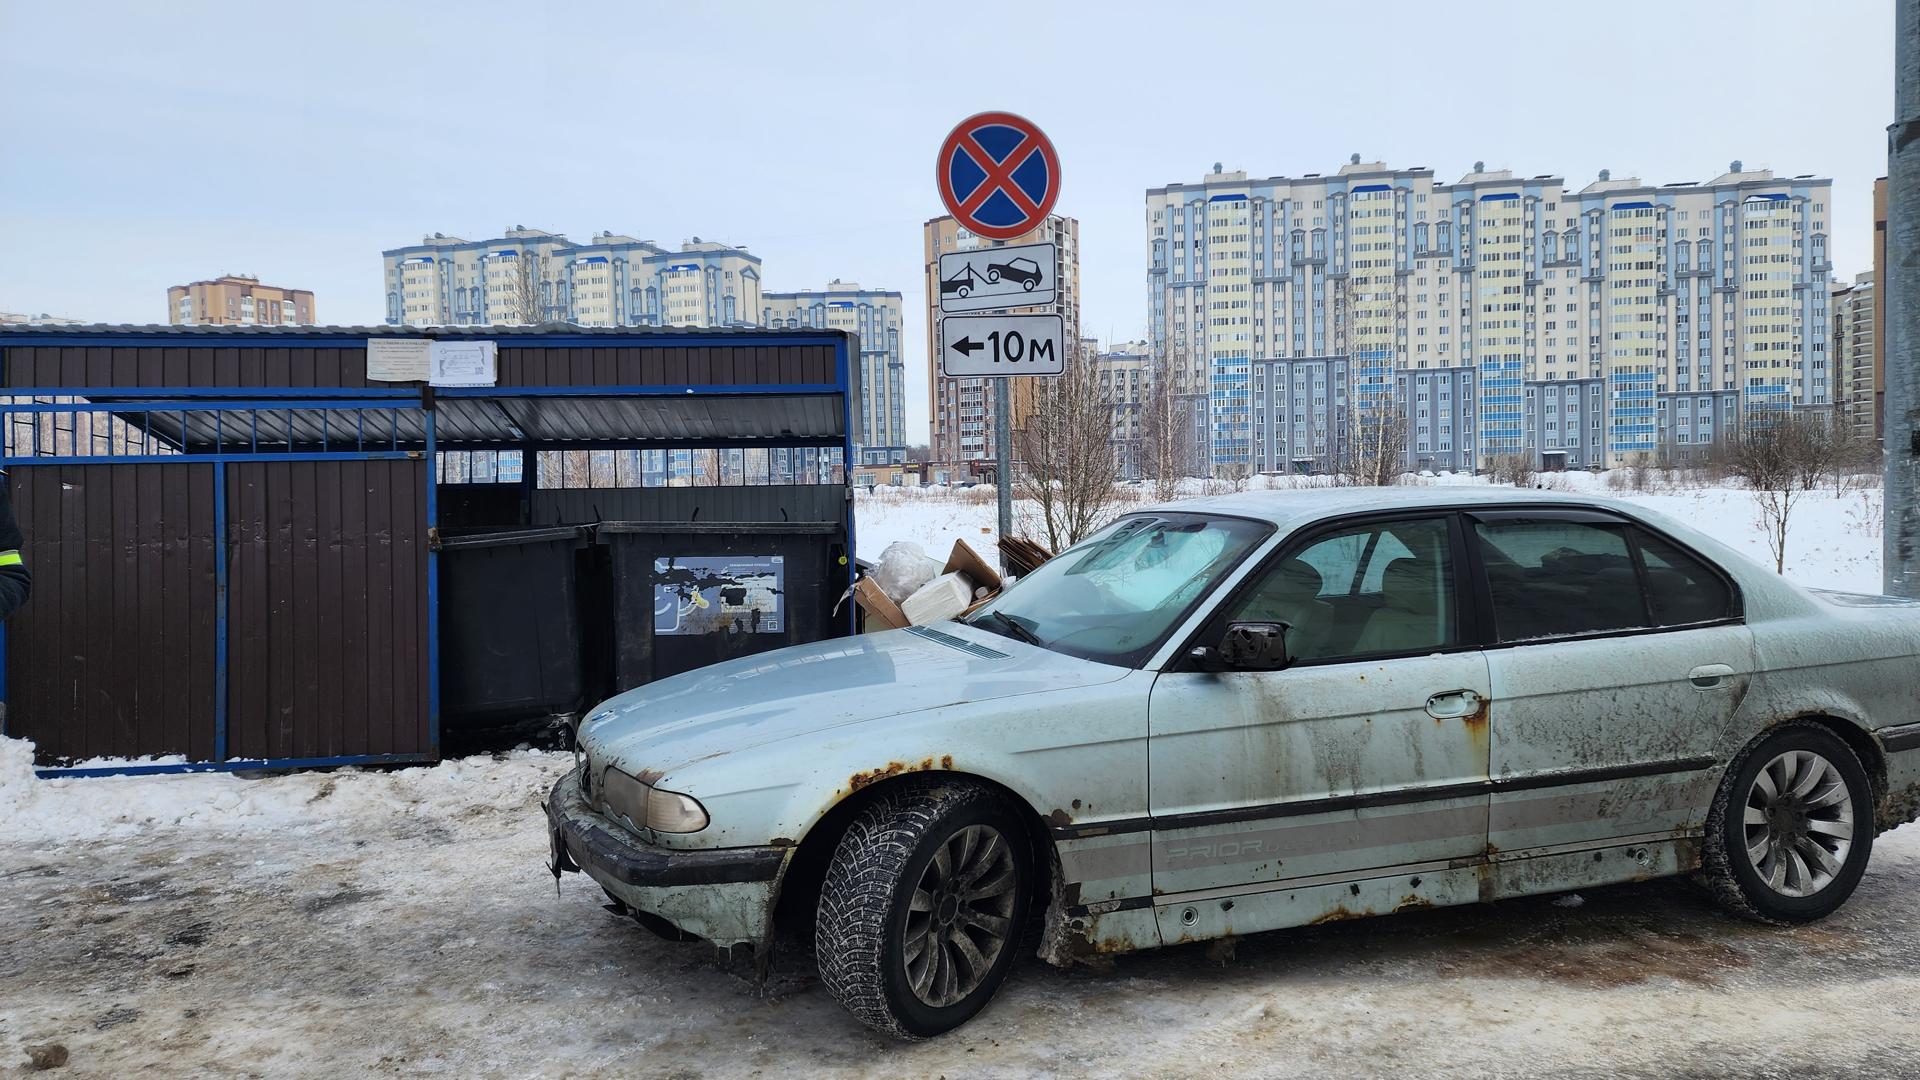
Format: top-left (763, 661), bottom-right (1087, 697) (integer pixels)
top-left (0, 470), bottom-right (29, 618)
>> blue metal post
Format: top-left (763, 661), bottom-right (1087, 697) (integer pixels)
top-left (213, 460), bottom-right (228, 761)
top-left (424, 408), bottom-right (440, 756)
top-left (838, 335), bottom-right (859, 634)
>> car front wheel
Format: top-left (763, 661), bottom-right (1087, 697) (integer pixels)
top-left (815, 779), bottom-right (1031, 1037)
top-left (1701, 721), bottom-right (1874, 923)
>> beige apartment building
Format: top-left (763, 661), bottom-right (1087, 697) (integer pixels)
top-left (1834, 273), bottom-right (1877, 441)
top-left (924, 214), bottom-right (1080, 465)
top-left (168, 275), bottom-right (315, 326)
top-left (1149, 158), bottom-right (1834, 474)
top-left (762, 281), bottom-right (906, 464)
top-left (1091, 338), bottom-right (1149, 479)
top-left (382, 228), bottom-right (761, 328)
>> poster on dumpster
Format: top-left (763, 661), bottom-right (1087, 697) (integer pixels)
top-left (653, 555), bottom-right (785, 635)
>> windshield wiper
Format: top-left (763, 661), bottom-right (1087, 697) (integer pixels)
top-left (981, 609), bottom-right (1042, 646)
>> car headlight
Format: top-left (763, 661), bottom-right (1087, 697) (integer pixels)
top-left (599, 768), bottom-right (711, 834)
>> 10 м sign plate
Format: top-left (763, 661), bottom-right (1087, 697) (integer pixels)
top-left (939, 314), bottom-right (1064, 378)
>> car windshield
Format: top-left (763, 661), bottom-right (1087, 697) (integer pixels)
top-left (965, 512), bottom-right (1271, 666)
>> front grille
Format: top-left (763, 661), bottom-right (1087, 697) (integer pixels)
top-left (580, 756), bottom-right (595, 802)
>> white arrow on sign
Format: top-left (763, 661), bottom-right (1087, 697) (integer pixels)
top-left (937, 242), bottom-right (1057, 314)
top-left (939, 314), bottom-right (1065, 378)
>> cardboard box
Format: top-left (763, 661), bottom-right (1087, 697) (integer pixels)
top-left (941, 539), bottom-right (1002, 598)
top-left (853, 577), bottom-right (909, 632)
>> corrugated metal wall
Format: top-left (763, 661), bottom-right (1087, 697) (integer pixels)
top-left (225, 459), bottom-right (430, 760)
top-left (3, 342), bottom-right (838, 392)
top-left (6, 464), bottom-right (219, 761)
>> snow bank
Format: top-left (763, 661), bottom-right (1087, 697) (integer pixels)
top-left (0, 736), bottom-right (571, 847)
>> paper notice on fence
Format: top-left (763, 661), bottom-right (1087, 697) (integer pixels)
top-left (429, 340), bottom-right (498, 387)
top-left (366, 338), bottom-right (430, 382)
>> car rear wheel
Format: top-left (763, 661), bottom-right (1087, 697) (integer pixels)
top-left (815, 779), bottom-right (1031, 1037)
top-left (1701, 722), bottom-right (1874, 924)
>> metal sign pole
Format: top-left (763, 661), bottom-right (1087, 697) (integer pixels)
top-left (1888, 0), bottom-right (1919, 597)
top-left (995, 377), bottom-right (1013, 557)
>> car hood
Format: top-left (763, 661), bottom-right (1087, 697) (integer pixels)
top-left (579, 623), bottom-right (1129, 779)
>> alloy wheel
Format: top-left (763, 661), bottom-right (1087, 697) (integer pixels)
top-left (1743, 749), bottom-right (1855, 898)
top-left (902, 823), bottom-right (1017, 1008)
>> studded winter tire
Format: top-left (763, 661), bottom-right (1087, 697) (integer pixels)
top-left (815, 780), bottom-right (1032, 1037)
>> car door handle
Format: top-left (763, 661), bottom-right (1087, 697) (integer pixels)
top-left (1689, 664), bottom-right (1736, 690)
top-left (1426, 689), bottom-right (1482, 719)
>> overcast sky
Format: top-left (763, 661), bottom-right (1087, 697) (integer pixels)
top-left (0, 0), bottom-right (1894, 441)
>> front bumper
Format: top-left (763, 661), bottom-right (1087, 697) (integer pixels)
top-left (545, 766), bottom-right (789, 947)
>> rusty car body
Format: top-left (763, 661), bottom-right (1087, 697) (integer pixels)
top-left (546, 488), bottom-right (1920, 1036)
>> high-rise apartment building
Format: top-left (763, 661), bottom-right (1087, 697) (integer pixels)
top-left (384, 227), bottom-right (912, 463)
top-left (382, 228), bottom-right (762, 328)
top-left (924, 214), bottom-right (1080, 465)
top-left (763, 282), bottom-right (906, 464)
top-left (1834, 274), bottom-right (1877, 441)
top-left (1148, 158), bottom-right (1834, 474)
top-left (169, 274), bottom-right (315, 326)
top-left (1090, 339), bottom-right (1148, 479)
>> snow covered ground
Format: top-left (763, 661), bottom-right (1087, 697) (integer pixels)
top-left (3, 474), bottom-right (1913, 1077)
top-left (4, 745), bottom-right (1920, 1077)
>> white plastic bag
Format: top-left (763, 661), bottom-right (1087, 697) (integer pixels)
top-left (873, 541), bottom-right (942, 603)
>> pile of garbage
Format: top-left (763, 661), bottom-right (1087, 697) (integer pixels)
top-left (852, 539), bottom-right (1002, 631)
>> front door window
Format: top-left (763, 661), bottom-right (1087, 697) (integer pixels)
top-left (1224, 516), bottom-right (1457, 662)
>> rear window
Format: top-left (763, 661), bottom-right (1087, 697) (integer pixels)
top-left (1473, 516), bottom-right (1735, 643)
top-left (1638, 531), bottom-right (1736, 625)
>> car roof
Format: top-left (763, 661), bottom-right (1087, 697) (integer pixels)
top-left (1147, 485), bottom-right (1643, 529)
top-left (1138, 483), bottom-right (1830, 623)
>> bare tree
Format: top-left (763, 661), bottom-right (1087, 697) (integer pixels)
top-left (1137, 342), bottom-right (1195, 502)
top-left (1487, 452), bottom-right (1538, 488)
top-left (1728, 411), bottom-right (1840, 574)
top-left (1015, 350), bottom-right (1124, 551)
top-left (1336, 395), bottom-right (1407, 487)
top-left (507, 248), bottom-right (546, 324)
top-left (1826, 406), bottom-right (1882, 496)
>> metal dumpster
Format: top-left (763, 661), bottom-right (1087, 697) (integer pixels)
top-left (437, 525), bottom-right (589, 727)
top-left (596, 521), bottom-right (845, 692)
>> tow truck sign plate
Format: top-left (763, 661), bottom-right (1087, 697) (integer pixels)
top-left (937, 242), bottom-right (1056, 313)
top-left (938, 314), bottom-right (1064, 378)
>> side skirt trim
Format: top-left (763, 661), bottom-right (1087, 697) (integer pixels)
top-left (1051, 756), bottom-right (1720, 841)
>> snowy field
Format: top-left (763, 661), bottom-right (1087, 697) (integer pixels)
top-left (4, 474), bottom-right (1915, 1077)
top-left (856, 472), bottom-right (1887, 596)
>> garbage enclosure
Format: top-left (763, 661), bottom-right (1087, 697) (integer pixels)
top-left (0, 322), bottom-right (859, 774)
top-left (598, 521), bottom-right (844, 692)
top-left (436, 525), bottom-right (589, 729)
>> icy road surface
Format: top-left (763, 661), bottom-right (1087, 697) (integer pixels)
top-left (5, 745), bottom-right (1920, 1078)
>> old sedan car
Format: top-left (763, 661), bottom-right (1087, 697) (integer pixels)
top-left (546, 488), bottom-right (1920, 1037)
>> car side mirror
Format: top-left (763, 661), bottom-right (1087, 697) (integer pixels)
top-left (1192, 621), bottom-right (1291, 672)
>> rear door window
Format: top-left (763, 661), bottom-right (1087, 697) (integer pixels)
top-left (1473, 518), bottom-right (1649, 641)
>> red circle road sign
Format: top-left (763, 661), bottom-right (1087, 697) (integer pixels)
top-left (936, 112), bottom-right (1061, 241)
